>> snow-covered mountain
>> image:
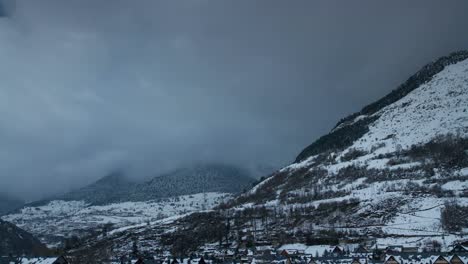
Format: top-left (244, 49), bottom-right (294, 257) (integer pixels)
top-left (66, 51), bottom-right (468, 258)
top-left (2, 164), bottom-right (254, 247)
top-left (222, 50), bottom-right (468, 245)
top-left (57, 171), bottom-right (135, 205)
top-left (3, 193), bottom-right (231, 248)
top-left (4, 51), bottom-right (468, 260)
top-left (30, 164), bottom-right (255, 206)
top-left (131, 164), bottom-right (255, 200)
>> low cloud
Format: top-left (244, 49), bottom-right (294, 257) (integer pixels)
top-left (1, 0), bottom-right (468, 200)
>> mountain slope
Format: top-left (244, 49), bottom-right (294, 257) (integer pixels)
top-left (48, 51), bottom-right (468, 258)
top-left (3, 193), bottom-right (231, 247)
top-left (35, 164), bottom-right (255, 206)
top-left (0, 219), bottom-right (48, 256)
top-left (242, 51), bottom-right (468, 205)
top-left (60, 171), bottom-right (136, 205)
top-left (296, 50), bottom-right (468, 163)
top-left (223, 51), bottom-right (468, 243)
top-left (154, 51), bottom-right (468, 253)
top-left (3, 164), bottom-right (254, 246)
top-left (131, 164), bottom-right (255, 201)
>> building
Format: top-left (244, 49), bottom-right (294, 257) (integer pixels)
top-left (450, 255), bottom-right (465, 264)
top-left (353, 245), bottom-right (372, 258)
top-left (355, 245), bottom-right (369, 254)
top-left (434, 256), bottom-right (450, 264)
top-left (385, 256), bottom-right (400, 264)
top-left (332, 246), bottom-right (344, 257)
top-left (451, 245), bottom-right (468, 254)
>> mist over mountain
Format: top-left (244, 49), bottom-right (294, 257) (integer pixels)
top-left (1, 1), bottom-right (468, 262)
top-left (58, 171), bottom-right (135, 205)
top-left (59, 51), bottom-right (468, 257)
top-left (26, 163), bottom-right (255, 206)
top-left (0, 194), bottom-right (23, 216)
top-left (132, 164), bottom-right (255, 200)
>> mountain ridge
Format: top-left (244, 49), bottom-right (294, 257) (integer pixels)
top-left (131, 163), bottom-right (255, 201)
top-left (143, 50), bottom-right (468, 256)
top-left (295, 50), bottom-right (468, 163)
top-left (23, 163), bottom-right (255, 207)
top-left (5, 51), bottom-right (468, 258)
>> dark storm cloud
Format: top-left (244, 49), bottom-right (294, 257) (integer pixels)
top-left (0, 0), bottom-right (7, 17)
top-left (1, 0), bottom-right (468, 200)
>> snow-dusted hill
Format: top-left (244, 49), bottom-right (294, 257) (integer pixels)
top-left (139, 51), bottom-right (468, 254)
top-left (220, 51), bottom-right (468, 248)
top-left (9, 51), bottom-right (467, 259)
top-left (1, 164), bottom-right (254, 248)
top-left (30, 164), bottom-right (255, 206)
top-left (2, 192), bottom-right (231, 247)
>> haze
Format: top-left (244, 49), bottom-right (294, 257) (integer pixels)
top-left (1, 0), bottom-right (468, 201)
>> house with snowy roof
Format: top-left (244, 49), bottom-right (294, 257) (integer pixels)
top-left (450, 255), bottom-right (465, 264)
top-left (384, 256), bottom-right (400, 264)
top-left (352, 245), bottom-right (372, 258)
top-left (451, 245), bottom-right (468, 254)
top-left (331, 246), bottom-right (345, 257)
top-left (434, 256), bottom-right (450, 264)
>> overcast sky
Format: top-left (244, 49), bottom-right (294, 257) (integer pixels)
top-left (1, 0), bottom-right (468, 200)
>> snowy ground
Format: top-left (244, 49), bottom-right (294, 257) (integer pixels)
top-left (2, 192), bottom-right (231, 247)
top-left (239, 58), bottom-right (468, 250)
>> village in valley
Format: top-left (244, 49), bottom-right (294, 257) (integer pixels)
top-left (1, 242), bottom-right (468, 264)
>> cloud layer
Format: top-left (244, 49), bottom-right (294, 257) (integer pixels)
top-left (1, 0), bottom-right (468, 200)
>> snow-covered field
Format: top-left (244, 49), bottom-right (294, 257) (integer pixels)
top-left (2, 192), bottom-right (231, 247)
